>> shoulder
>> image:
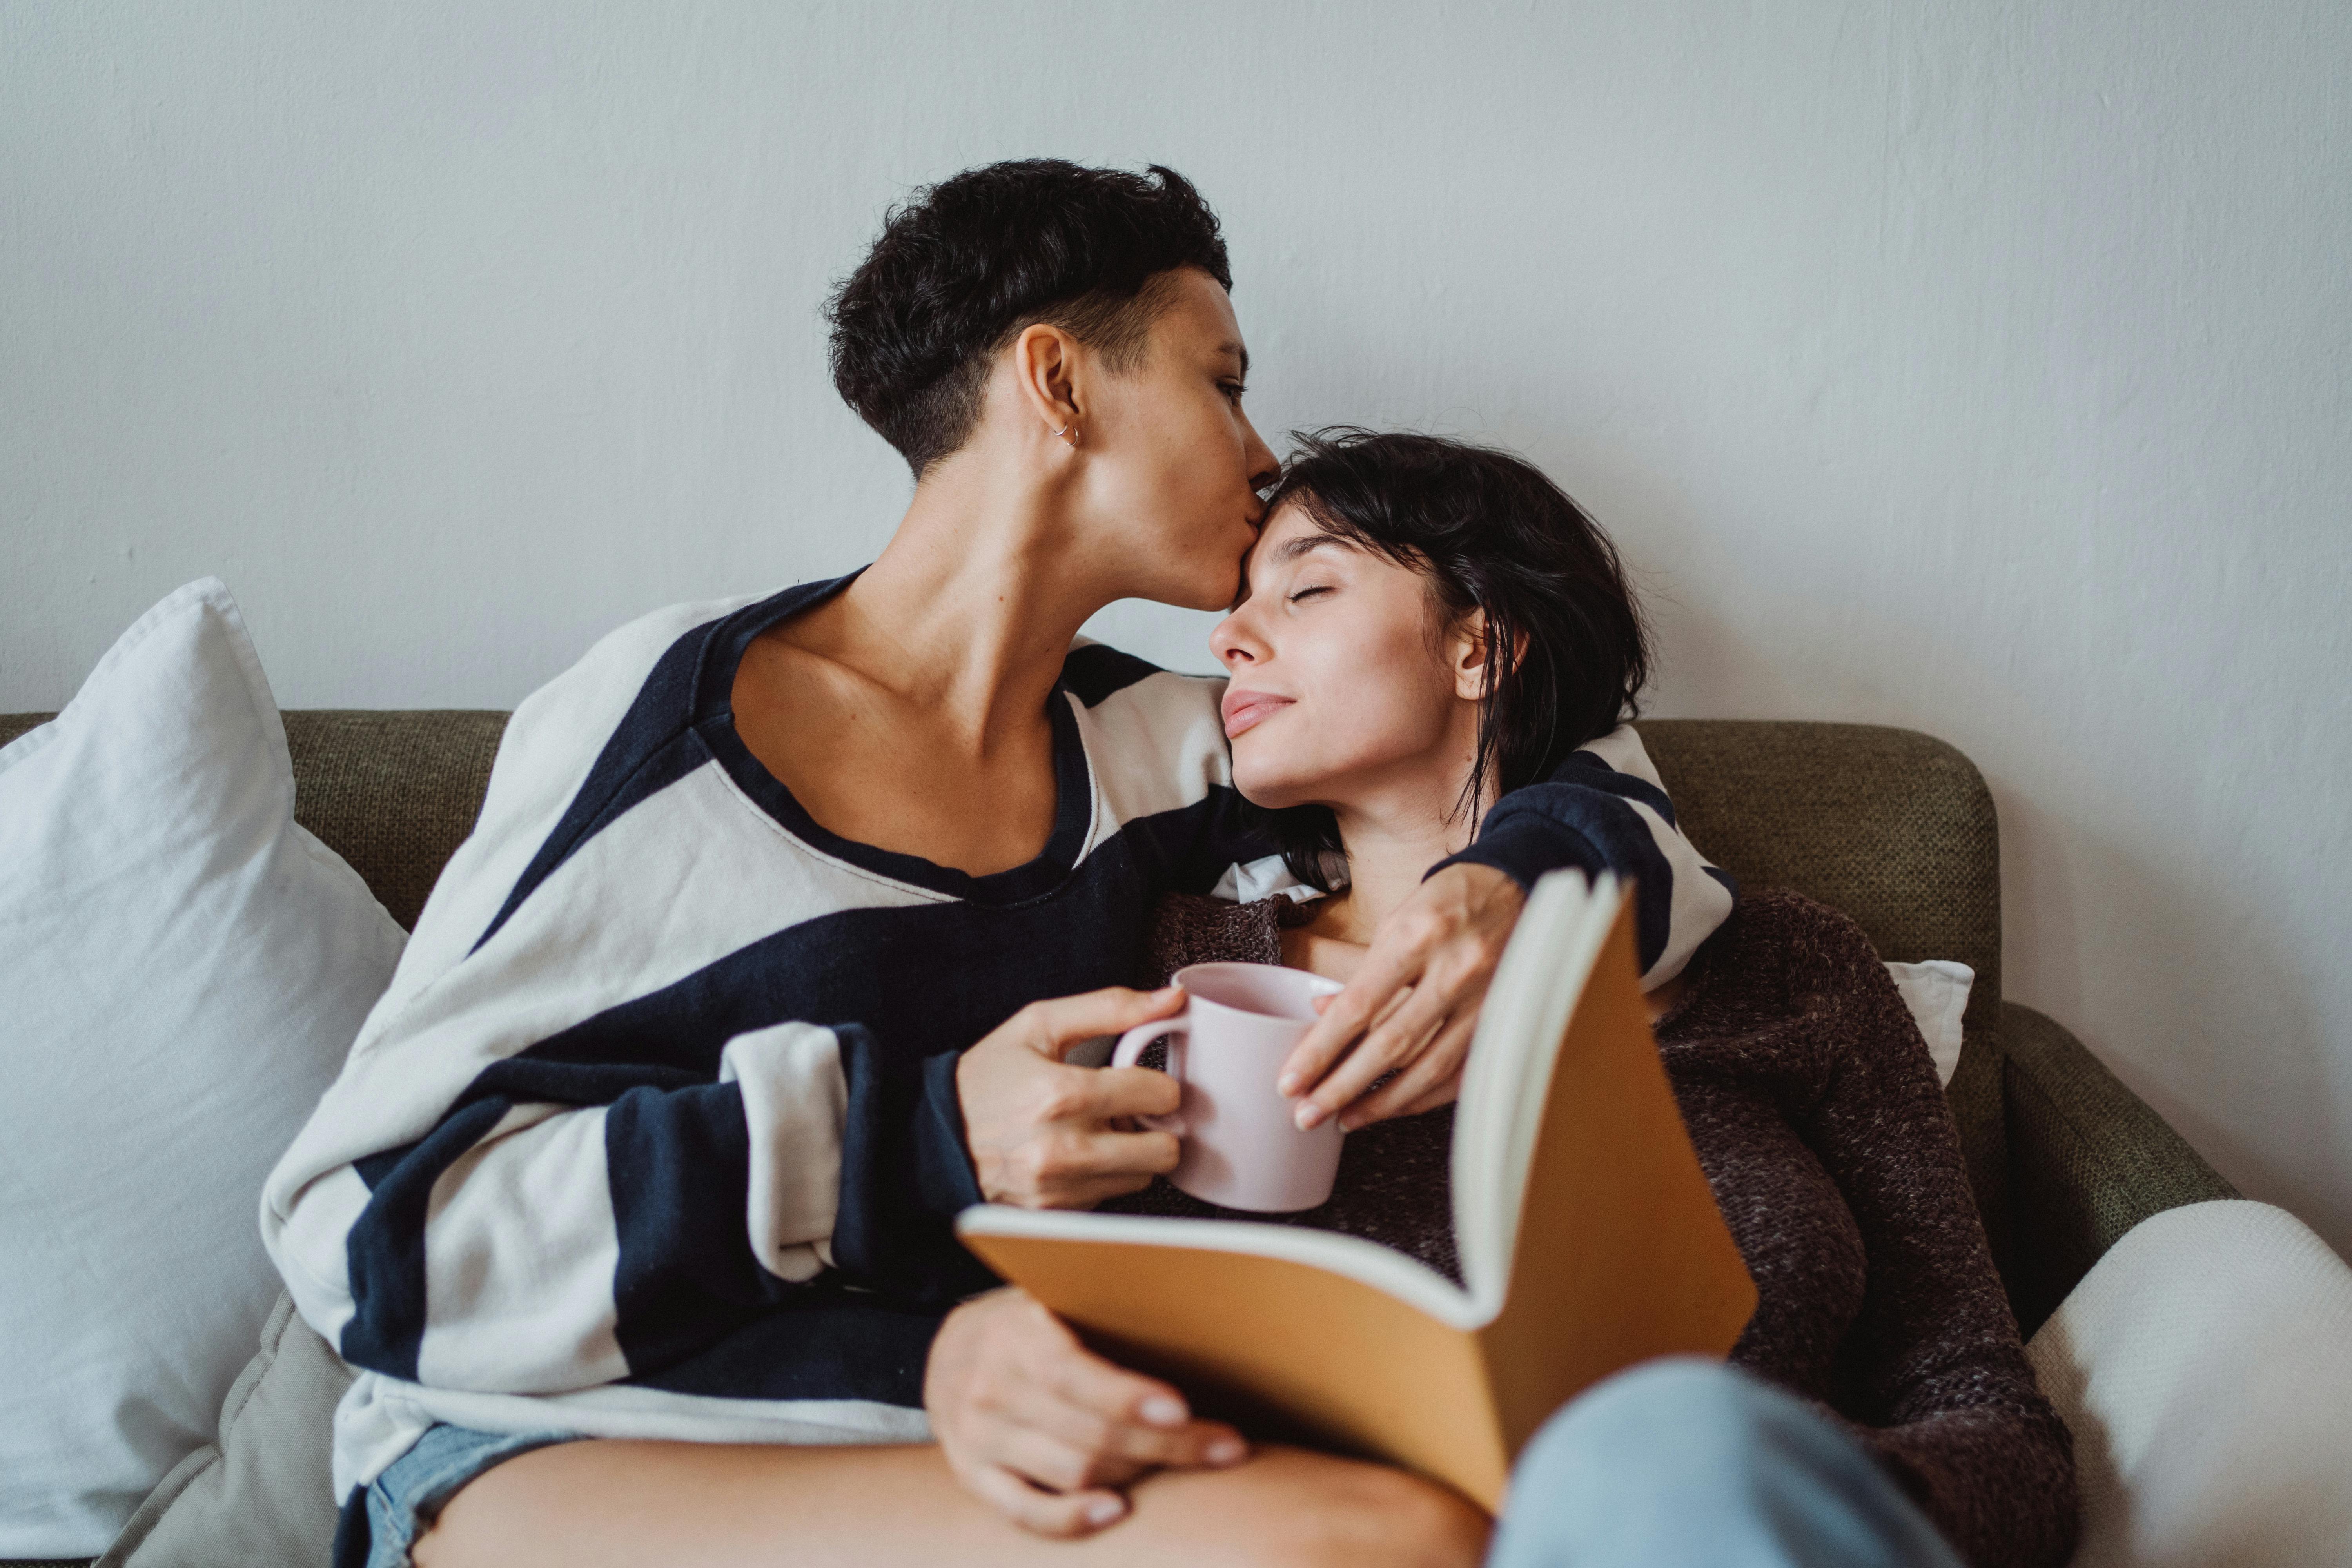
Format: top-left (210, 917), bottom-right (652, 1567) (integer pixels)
top-left (1059, 638), bottom-right (1233, 811)
top-left (506, 592), bottom-right (769, 750)
top-left (1675, 893), bottom-right (1910, 1044)
top-left (474, 590), bottom-right (767, 838)
top-left (1720, 888), bottom-right (1885, 980)
top-left (391, 590), bottom-right (774, 968)
top-left (1060, 639), bottom-right (1225, 718)
top-left (481, 593), bottom-right (768, 801)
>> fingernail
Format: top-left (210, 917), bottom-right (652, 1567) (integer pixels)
top-left (1085, 1495), bottom-right (1127, 1526)
top-left (1276, 1072), bottom-right (1299, 1095)
top-left (1140, 1395), bottom-right (1187, 1427)
top-left (1338, 1114), bottom-right (1361, 1133)
top-left (1294, 1103), bottom-right (1323, 1131)
top-left (1207, 1437), bottom-right (1247, 1465)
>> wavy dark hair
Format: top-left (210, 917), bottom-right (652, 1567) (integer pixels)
top-left (1249, 428), bottom-right (1653, 892)
top-left (826, 160), bottom-right (1231, 476)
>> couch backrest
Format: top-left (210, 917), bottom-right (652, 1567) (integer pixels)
top-left (277, 710), bottom-right (509, 931)
top-left (1641, 720), bottom-right (2001, 1031)
top-left (3, 708), bottom-right (2004, 992)
top-left (1, 708), bottom-right (508, 932)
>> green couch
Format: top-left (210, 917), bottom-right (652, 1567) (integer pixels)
top-left (0, 708), bottom-right (2239, 1568)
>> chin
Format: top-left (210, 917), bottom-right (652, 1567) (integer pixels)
top-left (1165, 557), bottom-right (1248, 613)
top-left (1229, 751), bottom-right (1313, 812)
top-left (1185, 523), bottom-right (1260, 606)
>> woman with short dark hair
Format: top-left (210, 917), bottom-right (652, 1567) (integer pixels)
top-left (267, 164), bottom-right (1731, 1567)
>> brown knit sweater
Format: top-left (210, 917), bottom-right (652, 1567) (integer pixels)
top-left (1104, 887), bottom-right (2076, 1568)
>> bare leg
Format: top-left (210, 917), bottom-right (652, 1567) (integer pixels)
top-left (415, 1438), bottom-right (1487, 1568)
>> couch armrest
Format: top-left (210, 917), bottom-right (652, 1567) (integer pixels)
top-left (2003, 1002), bottom-right (2236, 1336)
top-left (2024, 1201), bottom-right (2352, 1568)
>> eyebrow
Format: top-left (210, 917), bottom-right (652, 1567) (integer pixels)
top-left (1232, 532), bottom-right (1350, 610)
top-left (1271, 533), bottom-right (1351, 564)
top-left (1218, 339), bottom-right (1250, 380)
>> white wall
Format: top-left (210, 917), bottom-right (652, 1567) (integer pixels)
top-left (6, 2), bottom-right (2348, 1252)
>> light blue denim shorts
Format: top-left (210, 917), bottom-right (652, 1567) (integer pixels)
top-left (356, 1423), bottom-right (579, 1568)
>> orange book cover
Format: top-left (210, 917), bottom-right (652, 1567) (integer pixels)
top-left (957, 872), bottom-right (1757, 1511)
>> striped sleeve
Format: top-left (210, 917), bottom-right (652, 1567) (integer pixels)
top-left (260, 593), bottom-right (988, 1398)
top-left (1434, 724), bottom-right (1736, 985)
top-left (1067, 646), bottom-right (1736, 987)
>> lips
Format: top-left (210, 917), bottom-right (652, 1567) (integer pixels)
top-left (1220, 688), bottom-right (1292, 740)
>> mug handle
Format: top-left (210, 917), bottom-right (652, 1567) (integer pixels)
top-left (1110, 1012), bottom-right (1190, 1136)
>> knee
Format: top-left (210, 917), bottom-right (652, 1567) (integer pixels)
top-left (1332, 1463), bottom-right (1490, 1568)
top-left (1514, 1356), bottom-right (1795, 1511)
top-left (1229, 1448), bottom-right (1489, 1568)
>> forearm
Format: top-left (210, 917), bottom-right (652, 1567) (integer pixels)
top-left (279, 1022), bottom-right (983, 1392)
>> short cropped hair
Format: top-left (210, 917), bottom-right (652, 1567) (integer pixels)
top-left (825, 160), bottom-right (1231, 475)
top-left (1250, 428), bottom-right (1654, 891)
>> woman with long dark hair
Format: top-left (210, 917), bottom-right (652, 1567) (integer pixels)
top-left (1098, 428), bottom-right (2076, 1567)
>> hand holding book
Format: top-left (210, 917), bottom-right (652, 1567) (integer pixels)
top-left (925, 1285), bottom-right (1251, 1538)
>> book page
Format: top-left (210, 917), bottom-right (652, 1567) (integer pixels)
top-left (1450, 871), bottom-right (1619, 1310)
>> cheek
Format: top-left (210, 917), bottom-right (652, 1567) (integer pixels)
top-left (1139, 392), bottom-right (1243, 491)
top-left (1230, 613), bottom-right (1461, 802)
top-left (1095, 397), bottom-right (1235, 534)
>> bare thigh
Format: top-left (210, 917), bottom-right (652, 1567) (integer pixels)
top-left (416, 1437), bottom-right (1488, 1568)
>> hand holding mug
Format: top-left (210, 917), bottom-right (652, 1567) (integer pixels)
top-left (957, 987), bottom-right (1189, 1209)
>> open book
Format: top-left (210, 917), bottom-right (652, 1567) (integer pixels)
top-left (955, 870), bottom-right (1757, 1511)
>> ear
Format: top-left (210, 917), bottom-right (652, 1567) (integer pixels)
top-left (1011, 322), bottom-right (1084, 448)
top-left (1449, 609), bottom-right (1518, 702)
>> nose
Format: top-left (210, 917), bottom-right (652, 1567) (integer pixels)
top-left (1210, 602), bottom-right (1267, 670)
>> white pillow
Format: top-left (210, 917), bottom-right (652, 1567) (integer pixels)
top-left (1884, 959), bottom-right (1971, 1086)
top-left (0, 579), bottom-right (405, 1558)
top-left (2026, 1200), bottom-right (2352, 1567)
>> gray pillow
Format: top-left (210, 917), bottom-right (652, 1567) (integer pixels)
top-left (96, 1294), bottom-right (351, 1568)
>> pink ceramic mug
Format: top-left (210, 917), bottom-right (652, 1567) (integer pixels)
top-left (1111, 962), bottom-right (1347, 1213)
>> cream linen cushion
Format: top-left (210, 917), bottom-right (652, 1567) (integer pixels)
top-left (1881, 959), bottom-right (1970, 1086)
top-left (95, 1294), bottom-right (355, 1568)
top-left (2025, 1199), bottom-right (2352, 1567)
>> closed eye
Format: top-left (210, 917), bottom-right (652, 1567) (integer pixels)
top-left (1287, 584), bottom-right (1331, 604)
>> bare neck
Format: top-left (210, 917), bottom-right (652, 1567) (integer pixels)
top-left (1314, 768), bottom-right (1485, 944)
top-left (782, 453), bottom-right (1108, 751)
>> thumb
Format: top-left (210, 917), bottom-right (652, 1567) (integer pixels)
top-left (1021, 985), bottom-right (1185, 1057)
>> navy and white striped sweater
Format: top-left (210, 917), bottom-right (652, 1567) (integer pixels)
top-left (261, 576), bottom-right (1735, 1497)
